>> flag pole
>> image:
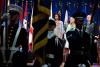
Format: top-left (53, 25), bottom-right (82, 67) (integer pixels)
top-left (50, 0), bottom-right (52, 18)
top-left (28, 0), bottom-right (34, 52)
top-left (7, 0), bottom-right (10, 6)
top-left (0, 0), bottom-right (8, 64)
top-left (6, 0), bottom-right (9, 48)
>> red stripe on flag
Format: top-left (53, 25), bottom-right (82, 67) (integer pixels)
top-left (28, 25), bottom-right (34, 52)
top-left (19, 13), bottom-right (23, 22)
top-left (28, 4), bottom-right (34, 52)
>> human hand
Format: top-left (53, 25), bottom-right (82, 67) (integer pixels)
top-left (60, 62), bottom-right (65, 67)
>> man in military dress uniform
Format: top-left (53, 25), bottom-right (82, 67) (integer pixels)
top-left (62, 12), bottom-right (91, 67)
top-left (0, 4), bottom-right (28, 67)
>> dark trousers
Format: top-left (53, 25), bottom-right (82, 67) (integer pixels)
top-left (64, 54), bottom-right (90, 67)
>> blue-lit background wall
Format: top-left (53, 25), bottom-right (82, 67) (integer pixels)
top-left (52, 0), bottom-right (100, 21)
top-left (52, 0), bottom-right (100, 34)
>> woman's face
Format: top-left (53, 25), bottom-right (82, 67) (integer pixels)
top-left (55, 14), bottom-right (59, 20)
top-left (70, 17), bottom-right (75, 24)
top-left (87, 15), bottom-right (92, 22)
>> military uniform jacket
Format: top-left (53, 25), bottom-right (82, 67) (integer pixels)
top-left (0, 23), bottom-right (28, 64)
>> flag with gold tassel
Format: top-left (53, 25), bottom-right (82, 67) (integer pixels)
top-left (32, 0), bottom-right (50, 66)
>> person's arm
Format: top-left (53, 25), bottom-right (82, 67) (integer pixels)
top-left (60, 21), bottom-right (65, 39)
top-left (61, 21), bottom-right (65, 33)
top-left (19, 28), bottom-right (28, 54)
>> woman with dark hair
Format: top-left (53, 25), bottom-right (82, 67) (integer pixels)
top-left (54, 13), bottom-right (65, 40)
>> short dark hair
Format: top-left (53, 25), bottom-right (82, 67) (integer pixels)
top-left (48, 19), bottom-right (56, 26)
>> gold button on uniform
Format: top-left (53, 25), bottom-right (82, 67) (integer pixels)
top-left (11, 27), bottom-right (14, 29)
top-left (10, 29), bottom-right (13, 32)
top-left (8, 40), bottom-right (10, 43)
top-left (8, 36), bottom-right (11, 39)
top-left (10, 33), bottom-right (12, 35)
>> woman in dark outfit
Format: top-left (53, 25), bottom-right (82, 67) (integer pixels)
top-left (63, 12), bottom-right (91, 67)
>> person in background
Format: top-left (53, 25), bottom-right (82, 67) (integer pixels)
top-left (85, 14), bottom-right (95, 35)
top-left (54, 13), bottom-right (65, 40)
top-left (61, 12), bottom-right (91, 67)
top-left (64, 17), bottom-right (76, 42)
top-left (85, 14), bottom-right (98, 65)
top-left (0, 4), bottom-right (28, 67)
top-left (66, 17), bottom-right (76, 32)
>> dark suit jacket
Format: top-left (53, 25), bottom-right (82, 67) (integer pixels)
top-left (0, 23), bottom-right (28, 66)
top-left (45, 36), bottom-right (63, 67)
top-left (66, 29), bottom-right (90, 52)
top-left (65, 29), bottom-right (91, 67)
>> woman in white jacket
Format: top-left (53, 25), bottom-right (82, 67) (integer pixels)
top-left (54, 13), bottom-right (65, 39)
